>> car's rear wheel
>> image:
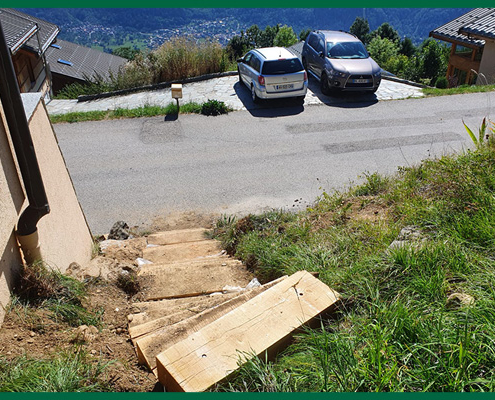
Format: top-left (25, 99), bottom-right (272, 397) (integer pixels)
top-left (251, 84), bottom-right (260, 104)
top-left (237, 68), bottom-right (243, 86)
top-left (320, 73), bottom-right (331, 95)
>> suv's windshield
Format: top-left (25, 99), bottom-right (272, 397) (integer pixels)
top-left (261, 58), bottom-right (304, 75)
top-left (326, 41), bottom-right (369, 59)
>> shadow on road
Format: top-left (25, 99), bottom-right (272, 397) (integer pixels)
top-left (306, 76), bottom-right (378, 109)
top-left (234, 82), bottom-right (305, 118)
top-left (164, 114), bottom-right (178, 121)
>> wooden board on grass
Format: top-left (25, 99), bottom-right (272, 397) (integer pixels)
top-left (155, 270), bottom-right (340, 392)
top-left (135, 276), bottom-right (288, 372)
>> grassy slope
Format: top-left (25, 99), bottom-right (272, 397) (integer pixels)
top-left (213, 139), bottom-right (495, 392)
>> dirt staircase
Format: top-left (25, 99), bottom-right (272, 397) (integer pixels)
top-left (127, 228), bottom-right (259, 374)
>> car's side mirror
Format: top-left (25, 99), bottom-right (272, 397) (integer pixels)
top-left (237, 58), bottom-right (244, 63)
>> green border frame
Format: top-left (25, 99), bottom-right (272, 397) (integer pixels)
top-left (2, 2), bottom-right (494, 7)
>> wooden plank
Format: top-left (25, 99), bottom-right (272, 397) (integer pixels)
top-left (138, 258), bottom-right (242, 276)
top-left (147, 228), bottom-right (208, 246)
top-left (135, 276), bottom-right (288, 372)
top-left (128, 292), bottom-right (240, 328)
top-left (138, 261), bottom-right (253, 301)
top-left (129, 292), bottom-right (243, 340)
top-left (142, 240), bottom-right (223, 264)
top-left (155, 271), bottom-right (340, 392)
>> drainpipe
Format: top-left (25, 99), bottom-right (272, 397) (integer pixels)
top-left (0, 22), bottom-right (50, 264)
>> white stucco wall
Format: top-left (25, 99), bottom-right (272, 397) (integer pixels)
top-left (478, 40), bottom-right (495, 84)
top-left (0, 94), bottom-right (93, 326)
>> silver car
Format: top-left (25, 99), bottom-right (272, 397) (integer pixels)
top-left (301, 30), bottom-right (381, 94)
top-left (237, 47), bottom-right (308, 103)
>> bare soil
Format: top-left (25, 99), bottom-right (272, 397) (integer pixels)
top-left (0, 212), bottom-right (222, 392)
top-left (0, 281), bottom-right (158, 392)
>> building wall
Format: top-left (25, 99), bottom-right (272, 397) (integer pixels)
top-left (0, 106), bottom-right (25, 326)
top-left (0, 94), bottom-right (93, 326)
top-left (478, 40), bottom-right (495, 84)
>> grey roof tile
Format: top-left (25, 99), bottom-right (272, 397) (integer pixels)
top-left (45, 39), bottom-right (128, 81)
top-left (460, 9), bottom-right (495, 40)
top-left (0, 8), bottom-right (59, 53)
top-left (430, 8), bottom-right (492, 47)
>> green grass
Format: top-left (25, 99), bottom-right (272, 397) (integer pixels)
top-left (14, 261), bottom-right (103, 328)
top-left (0, 350), bottom-right (112, 392)
top-left (50, 102), bottom-right (202, 124)
top-left (422, 84), bottom-right (495, 97)
top-left (212, 138), bottom-right (495, 392)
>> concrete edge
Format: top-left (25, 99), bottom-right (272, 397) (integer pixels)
top-left (77, 71), bottom-right (239, 103)
top-left (382, 75), bottom-right (429, 89)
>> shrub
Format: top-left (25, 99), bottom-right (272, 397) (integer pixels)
top-left (435, 76), bottom-right (448, 89)
top-left (201, 99), bottom-right (230, 116)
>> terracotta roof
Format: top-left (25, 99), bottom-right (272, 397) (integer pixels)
top-left (0, 8), bottom-right (59, 54)
top-left (429, 8), bottom-right (493, 48)
top-left (45, 39), bottom-right (128, 82)
top-left (460, 9), bottom-right (495, 40)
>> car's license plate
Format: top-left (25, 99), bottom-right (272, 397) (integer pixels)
top-left (353, 79), bottom-right (370, 83)
top-left (275, 84), bottom-right (294, 90)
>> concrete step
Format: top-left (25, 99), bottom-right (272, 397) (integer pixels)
top-left (138, 259), bottom-right (253, 301)
top-left (147, 228), bottom-right (208, 246)
top-left (142, 240), bottom-right (223, 264)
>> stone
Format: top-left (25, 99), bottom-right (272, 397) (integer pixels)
top-left (75, 325), bottom-right (98, 342)
top-left (446, 292), bottom-right (475, 309)
top-left (108, 221), bottom-right (131, 240)
top-left (388, 226), bottom-right (426, 250)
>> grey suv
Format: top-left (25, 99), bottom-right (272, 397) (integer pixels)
top-left (301, 30), bottom-right (381, 94)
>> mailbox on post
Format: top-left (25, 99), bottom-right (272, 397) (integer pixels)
top-left (171, 84), bottom-right (183, 99)
top-left (171, 83), bottom-right (182, 116)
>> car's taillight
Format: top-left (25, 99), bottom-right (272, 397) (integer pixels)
top-left (258, 75), bottom-right (265, 86)
top-left (304, 70), bottom-right (308, 81)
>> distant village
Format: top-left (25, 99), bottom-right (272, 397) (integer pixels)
top-left (61, 17), bottom-right (246, 52)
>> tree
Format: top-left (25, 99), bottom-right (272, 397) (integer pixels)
top-left (273, 25), bottom-right (298, 48)
top-left (245, 25), bottom-right (261, 48)
top-left (371, 22), bottom-right (400, 43)
top-left (350, 17), bottom-right (370, 44)
top-left (226, 34), bottom-right (250, 60)
top-left (258, 24), bottom-right (280, 48)
top-left (420, 38), bottom-right (448, 81)
top-left (367, 37), bottom-right (399, 72)
top-left (299, 29), bottom-right (311, 42)
top-left (399, 37), bottom-right (416, 58)
top-left (112, 46), bottom-right (140, 60)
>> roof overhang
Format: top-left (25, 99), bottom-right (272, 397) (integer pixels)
top-left (429, 31), bottom-right (483, 49)
top-left (10, 23), bottom-right (37, 54)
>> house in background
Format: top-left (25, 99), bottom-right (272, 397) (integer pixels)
top-left (430, 8), bottom-right (495, 86)
top-left (0, 8), bottom-right (58, 98)
top-left (45, 39), bottom-right (127, 95)
top-left (1, 8), bottom-right (127, 98)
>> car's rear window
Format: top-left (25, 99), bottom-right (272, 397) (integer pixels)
top-left (261, 58), bottom-right (304, 75)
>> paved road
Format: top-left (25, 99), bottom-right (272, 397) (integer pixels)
top-left (53, 91), bottom-right (494, 234)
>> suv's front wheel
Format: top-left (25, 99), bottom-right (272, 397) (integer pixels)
top-left (320, 73), bottom-right (332, 95)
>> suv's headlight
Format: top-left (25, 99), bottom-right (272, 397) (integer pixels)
top-left (373, 71), bottom-right (382, 77)
top-left (331, 70), bottom-right (347, 78)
